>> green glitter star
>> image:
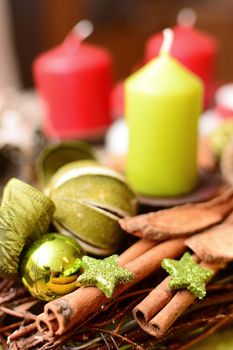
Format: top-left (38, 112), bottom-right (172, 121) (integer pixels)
top-left (76, 255), bottom-right (134, 298)
top-left (162, 252), bottom-right (213, 299)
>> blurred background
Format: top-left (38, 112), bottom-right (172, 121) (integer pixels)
top-left (0, 0), bottom-right (233, 185)
top-left (5, 0), bottom-right (233, 88)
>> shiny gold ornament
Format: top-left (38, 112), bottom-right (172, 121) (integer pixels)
top-left (20, 233), bottom-right (84, 301)
top-left (36, 140), bottom-right (96, 187)
top-left (46, 160), bottom-right (137, 256)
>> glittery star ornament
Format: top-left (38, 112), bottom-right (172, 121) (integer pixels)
top-left (162, 252), bottom-right (213, 299)
top-left (77, 255), bottom-right (134, 298)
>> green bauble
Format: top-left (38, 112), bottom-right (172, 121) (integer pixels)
top-left (46, 160), bottom-right (137, 256)
top-left (20, 233), bottom-right (84, 301)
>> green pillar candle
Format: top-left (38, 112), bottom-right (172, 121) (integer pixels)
top-left (125, 29), bottom-right (203, 197)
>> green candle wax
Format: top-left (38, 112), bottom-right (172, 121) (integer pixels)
top-left (125, 44), bottom-right (203, 197)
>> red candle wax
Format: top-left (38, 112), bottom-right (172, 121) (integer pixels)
top-left (145, 25), bottom-right (218, 107)
top-left (33, 31), bottom-right (113, 139)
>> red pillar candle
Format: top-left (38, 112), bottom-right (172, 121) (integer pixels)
top-left (33, 26), bottom-right (113, 139)
top-left (145, 24), bottom-right (218, 107)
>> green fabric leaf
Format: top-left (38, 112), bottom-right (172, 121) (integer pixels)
top-left (0, 178), bottom-right (55, 278)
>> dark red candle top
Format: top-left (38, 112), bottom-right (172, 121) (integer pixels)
top-left (36, 32), bottom-right (112, 72)
top-left (145, 25), bottom-right (217, 62)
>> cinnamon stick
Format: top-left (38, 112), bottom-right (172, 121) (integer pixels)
top-left (9, 238), bottom-right (155, 344)
top-left (133, 276), bottom-right (174, 330)
top-left (118, 238), bottom-right (157, 266)
top-left (185, 223), bottom-right (233, 263)
top-left (133, 260), bottom-right (221, 338)
top-left (149, 288), bottom-right (196, 337)
top-left (119, 188), bottom-right (233, 241)
top-left (35, 238), bottom-right (186, 337)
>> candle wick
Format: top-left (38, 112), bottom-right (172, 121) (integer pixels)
top-left (177, 8), bottom-right (197, 27)
top-left (73, 20), bottom-right (94, 41)
top-left (63, 20), bottom-right (94, 51)
top-left (160, 28), bottom-right (174, 55)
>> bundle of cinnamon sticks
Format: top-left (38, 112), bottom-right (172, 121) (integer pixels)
top-left (8, 186), bottom-right (233, 349)
top-left (120, 187), bottom-right (233, 339)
